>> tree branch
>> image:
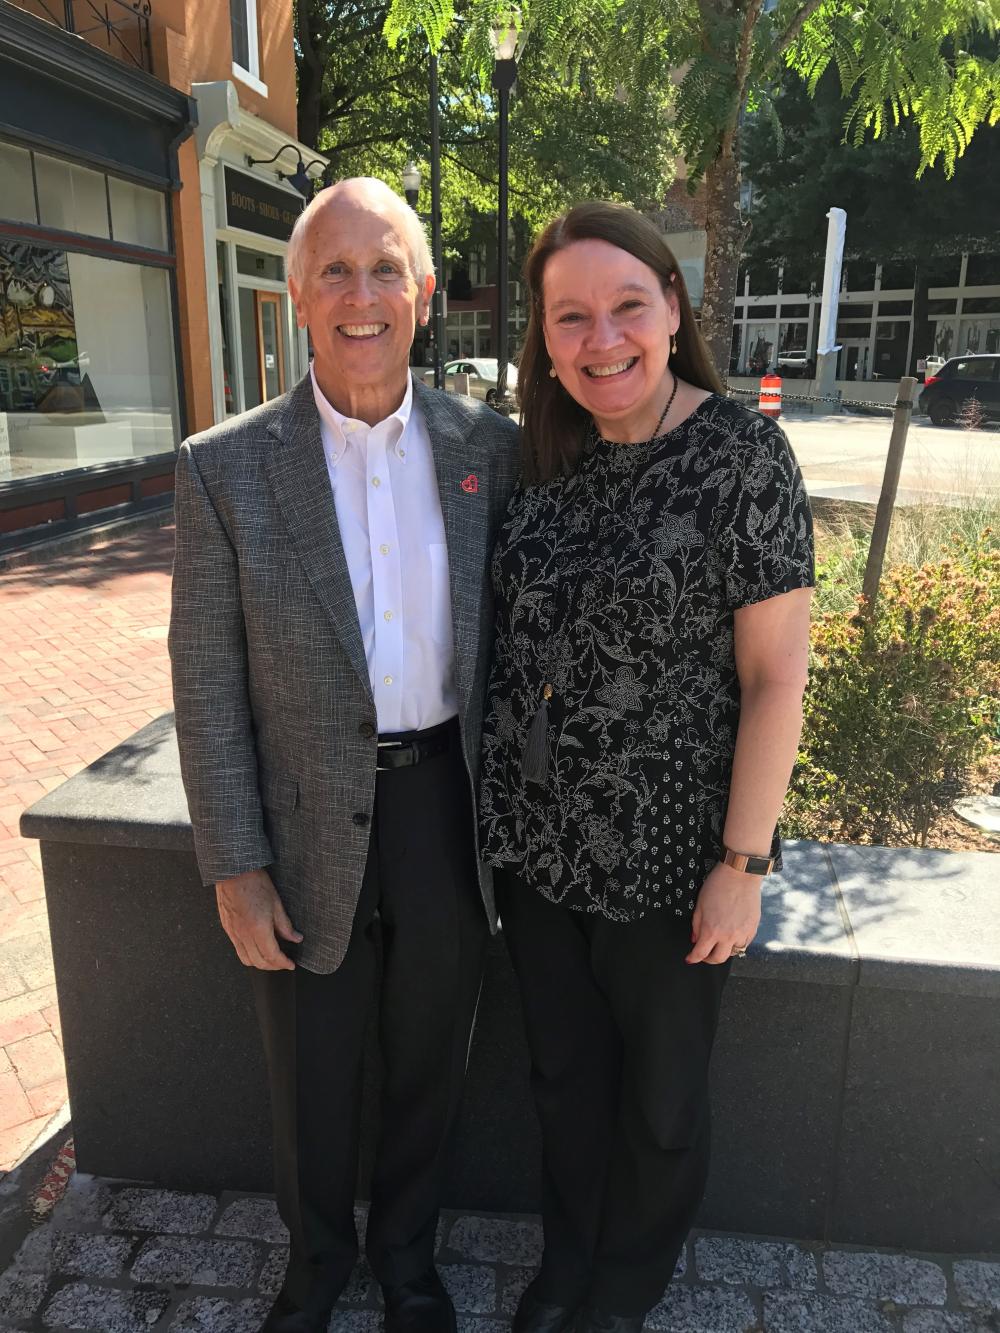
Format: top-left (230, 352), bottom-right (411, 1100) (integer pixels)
top-left (776, 0), bottom-right (828, 56)
top-left (721, 0), bottom-right (765, 158)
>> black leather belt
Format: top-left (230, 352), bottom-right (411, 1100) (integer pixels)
top-left (376, 718), bottom-right (456, 771)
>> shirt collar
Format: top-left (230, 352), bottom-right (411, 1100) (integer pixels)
top-left (310, 364), bottom-right (413, 466)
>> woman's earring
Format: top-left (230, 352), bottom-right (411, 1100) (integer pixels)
top-left (671, 335), bottom-right (678, 356)
top-left (549, 366), bottom-right (557, 378)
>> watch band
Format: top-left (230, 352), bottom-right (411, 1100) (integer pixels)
top-left (721, 846), bottom-right (775, 876)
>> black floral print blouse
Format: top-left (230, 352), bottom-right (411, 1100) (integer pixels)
top-left (479, 394), bottom-right (814, 921)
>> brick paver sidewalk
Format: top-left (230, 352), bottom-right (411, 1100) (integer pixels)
top-left (1, 1182), bottom-right (999, 1332)
top-left (0, 525), bottom-right (175, 1170)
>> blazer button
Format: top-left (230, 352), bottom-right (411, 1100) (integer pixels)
top-left (358, 722), bottom-right (376, 738)
top-left (352, 812), bottom-right (370, 827)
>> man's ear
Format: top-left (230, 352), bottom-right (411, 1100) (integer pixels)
top-left (288, 277), bottom-right (308, 330)
top-left (420, 272), bottom-right (435, 324)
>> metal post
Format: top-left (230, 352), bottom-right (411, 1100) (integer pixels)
top-left (429, 52), bottom-right (444, 390)
top-left (861, 375), bottom-right (917, 612)
top-left (491, 59), bottom-right (517, 414)
top-left (496, 84), bottom-right (510, 410)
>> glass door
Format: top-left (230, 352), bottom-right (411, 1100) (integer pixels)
top-left (256, 292), bottom-right (286, 401)
top-left (237, 288), bottom-right (288, 409)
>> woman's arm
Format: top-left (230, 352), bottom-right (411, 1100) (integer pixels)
top-left (686, 585), bottom-right (812, 965)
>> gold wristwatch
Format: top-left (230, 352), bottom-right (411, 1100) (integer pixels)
top-left (720, 833), bottom-right (781, 876)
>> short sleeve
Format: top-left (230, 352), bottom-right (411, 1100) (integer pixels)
top-left (718, 415), bottom-right (815, 611)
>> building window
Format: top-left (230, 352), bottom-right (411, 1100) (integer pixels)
top-left (0, 241), bottom-right (180, 483)
top-left (230, 0), bottom-right (267, 95)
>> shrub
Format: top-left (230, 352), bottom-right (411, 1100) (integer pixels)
top-left (785, 532), bottom-right (1000, 847)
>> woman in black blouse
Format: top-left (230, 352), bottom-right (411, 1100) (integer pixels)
top-left (479, 203), bottom-right (813, 1333)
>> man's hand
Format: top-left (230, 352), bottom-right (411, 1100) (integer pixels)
top-left (216, 869), bottom-right (303, 971)
top-left (686, 862), bottom-right (762, 965)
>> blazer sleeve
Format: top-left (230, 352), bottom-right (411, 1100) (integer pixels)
top-left (168, 442), bottom-right (273, 886)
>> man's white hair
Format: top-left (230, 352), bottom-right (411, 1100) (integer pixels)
top-left (286, 176), bottom-right (434, 290)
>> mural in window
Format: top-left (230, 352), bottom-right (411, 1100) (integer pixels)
top-left (0, 243), bottom-right (87, 415)
top-left (0, 240), bottom-right (180, 482)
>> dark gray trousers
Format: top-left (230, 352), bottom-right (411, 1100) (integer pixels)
top-left (252, 731), bottom-right (488, 1320)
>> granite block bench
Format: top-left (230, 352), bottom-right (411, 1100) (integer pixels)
top-left (20, 713), bottom-right (1000, 1254)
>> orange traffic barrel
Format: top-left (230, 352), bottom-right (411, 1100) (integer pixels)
top-left (758, 373), bottom-right (782, 419)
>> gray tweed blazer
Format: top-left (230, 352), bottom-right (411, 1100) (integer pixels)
top-left (168, 374), bottom-right (520, 973)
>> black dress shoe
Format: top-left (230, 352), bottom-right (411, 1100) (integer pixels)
top-left (383, 1268), bottom-right (456, 1333)
top-left (574, 1308), bottom-right (645, 1333)
top-left (259, 1290), bottom-right (328, 1333)
top-left (512, 1278), bottom-right (579, 1333)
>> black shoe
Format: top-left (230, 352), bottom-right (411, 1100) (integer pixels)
top-left (574, 1308), bottom-right (645, 1333)
top-left (512, 1278), bottom-right (579, 1333)
top-left (259, 1290), bottom-right (329, 1333)
top-left (382, 1268), bottom-right (457, 1333)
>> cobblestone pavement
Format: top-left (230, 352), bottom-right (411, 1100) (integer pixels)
top-left (0, 525), bottom-right (175, 1169)
top-left (0, 1178), bottom-right (998, 1332)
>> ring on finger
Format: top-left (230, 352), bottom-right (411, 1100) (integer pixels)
top-left (730, 943), bottom-right (748, 958)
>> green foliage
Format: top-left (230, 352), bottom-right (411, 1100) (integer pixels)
top-left (296, 1), bottom-right (674, 247)
top-left (385, 0), bottom-right (1000, 188)
top-left (786, 530), bottom-right (1000, 848)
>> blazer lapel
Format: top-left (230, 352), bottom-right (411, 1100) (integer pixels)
top-left (263, 377), bottom-right (372, 698)
top-left (415, 379), bottom-right (490, 715)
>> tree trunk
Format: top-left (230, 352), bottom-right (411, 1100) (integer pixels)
top-left (297, 60), bottom-right (323, 150)
top-left (700, 149), bottom-right (744, 383)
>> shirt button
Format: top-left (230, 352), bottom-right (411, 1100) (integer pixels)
top-left (398, 448), bottom-right (406, 458)
top-left (358, 722), bottom-right (375, 738)
top-left (352, 812), bottom-right (370, 827)
top-left (379, 543), bottom-right (390, 555)
top-left (371, 476), bottom-right (381, 488)
top-left (384, 610), bottom-right (393, 622)
top-left (383, 675), bottom-right (393, 686)
top-left (344, 422), bottom-right (356, 433)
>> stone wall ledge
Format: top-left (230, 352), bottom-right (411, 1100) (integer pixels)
top-left (21, 713), bottom-right (1000, 999)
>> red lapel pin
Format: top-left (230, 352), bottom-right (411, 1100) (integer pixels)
top-left (461, 474), bottom-right (479, 494)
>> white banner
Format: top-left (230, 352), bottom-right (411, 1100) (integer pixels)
top-left (816, 207), bottom-right (847, 356)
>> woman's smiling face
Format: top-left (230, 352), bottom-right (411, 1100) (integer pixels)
top-left (542, 238), bottom-right (680, 440)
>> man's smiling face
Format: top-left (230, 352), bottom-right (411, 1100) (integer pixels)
top-left (289, 185), bottom-right (433, 412)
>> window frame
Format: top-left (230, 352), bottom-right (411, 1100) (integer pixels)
top-left (231, 0), bottom-right (268, 96)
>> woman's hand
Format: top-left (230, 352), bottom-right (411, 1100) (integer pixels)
top-left (686, 862), bottom-right (763, 965)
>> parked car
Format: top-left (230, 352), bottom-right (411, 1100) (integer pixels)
top-left (424, 358), bottom-right (519, 404)
top-left (776, 349), bottom-right (815, 379)
top-left (917, 354), bottom-right (1000, 426)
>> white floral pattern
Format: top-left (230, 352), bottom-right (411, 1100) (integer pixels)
top-left (479, 395), bottom-right (814, 921)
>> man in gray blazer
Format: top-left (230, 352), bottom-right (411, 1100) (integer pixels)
top-left (169, 178), bottom-right (519, 1333)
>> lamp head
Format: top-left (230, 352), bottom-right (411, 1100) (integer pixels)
top-left (488, 7), bottom-right (525, 62)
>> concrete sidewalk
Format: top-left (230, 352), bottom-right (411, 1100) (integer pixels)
top-left (0, 525), bottom-right (175, 1169)
top-left (1, 1178), bottom-right (999, 1332)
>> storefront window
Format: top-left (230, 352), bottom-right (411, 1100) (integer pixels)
top-left (217, 242), bottom-right (236, 416)
top-left (109, 178), bottom-right (168, 251)
top-left (236, 247), bottom-right (283, 281)
top-left (0, 241), bottom-right (179, 482)
top-left (0, 144), bottom-right (36, 225)
top-left (35, 157), bottom-right (110, 239)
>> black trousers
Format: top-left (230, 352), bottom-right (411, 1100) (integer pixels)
top-left (497, 872), bottom-right (730, 1317)
top-left (251, 728), bottom-right (488, 1320)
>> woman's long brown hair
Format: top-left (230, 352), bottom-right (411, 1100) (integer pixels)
top-left (518, 201), bottom-right (724, 483)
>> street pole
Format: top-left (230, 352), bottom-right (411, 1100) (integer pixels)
top-left (861, 375), bottom-right (917, 613)
top-left (496, 78), bottom-right (510, 411)
top-left (429, 51), bottom-right (444, 390)
top-left (489, 12), bottom-right (523, 416)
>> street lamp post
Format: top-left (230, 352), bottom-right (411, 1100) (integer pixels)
top-left (401, 159), bottom-right (443, 387)
top-left (489, 12), bottom-right (525, 416)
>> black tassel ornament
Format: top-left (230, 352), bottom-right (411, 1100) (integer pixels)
top-left (520, 683), bottom-right (553, 786)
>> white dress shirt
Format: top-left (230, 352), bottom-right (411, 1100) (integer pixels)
top-left (310, 366), bottom-right (458, 735)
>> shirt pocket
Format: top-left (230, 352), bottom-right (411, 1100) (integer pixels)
top-left (429, 542), bottom-right (453, 644)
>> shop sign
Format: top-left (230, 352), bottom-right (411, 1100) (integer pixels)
top-left (225, 168), bottom-right (304, 242)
